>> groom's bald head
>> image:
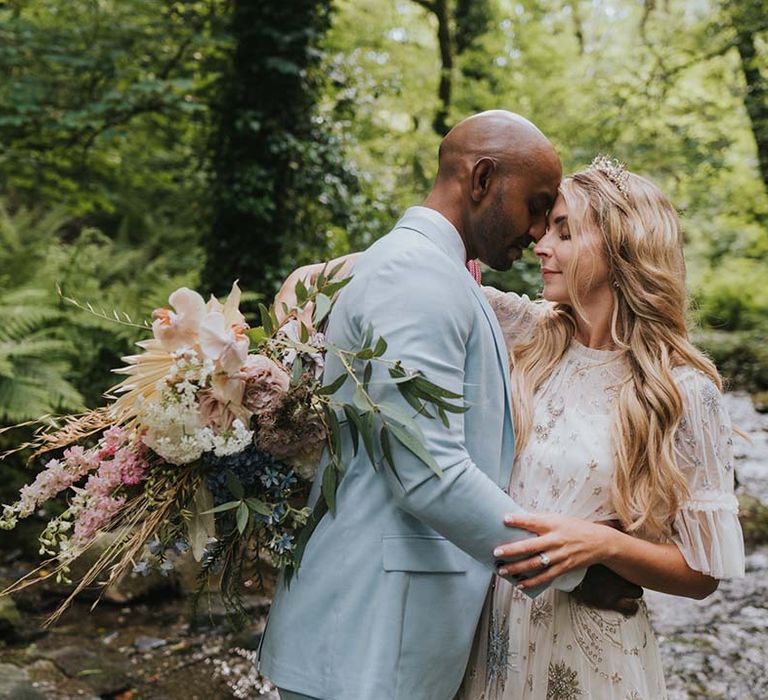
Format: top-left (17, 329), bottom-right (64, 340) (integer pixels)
top-left (424, 110), bottom-right (562, 270)
top-left (435, 110), bottom-right (557, 182)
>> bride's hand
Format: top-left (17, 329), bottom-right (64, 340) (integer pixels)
top-left (274, 253), bottom-right (360, 324)
top-left (493, 513), bottom-right (616, 589)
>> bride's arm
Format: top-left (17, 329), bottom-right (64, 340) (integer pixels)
top-left (494, 515), bottom-right (718, 599)
top-left (274, 253), bottom-right (360, 323)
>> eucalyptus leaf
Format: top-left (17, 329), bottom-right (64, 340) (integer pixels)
top-left (373, 336), bottom-right (387, 357)
top-left (236, 502), bottom-right (249, 534)
top-left (259, 303), bottom-right (275, 337)
top-left (322, 462), bottom-right (338, 515)
top-left (316, 372), bottom-right (347, 395)
top-left (313, 293), bottom-right (332, 326)
top-left (353, 384), bottom-right (370, 412)
top-left (387, 421), bottom-right (444, 477)
top-left (343, 405), bottom-right (361, 455)
top-left (380, 426), bottom-right (395, 471)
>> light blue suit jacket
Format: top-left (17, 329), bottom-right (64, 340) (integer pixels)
top-left (259, 207), bottom-right (583, 700)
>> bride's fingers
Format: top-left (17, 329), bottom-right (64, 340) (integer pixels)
top-left (493, 533), bottom-right (559, 561)
top-left (496, 546), bottom-right (563, 578)
top-left (515, 560), bottom-right (569, 590)
top-left (503, 513), bottom-right (555, 534)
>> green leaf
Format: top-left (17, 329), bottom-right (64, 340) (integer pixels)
top-left (259, 303), bottom-right (275, 336)
top-left (292, 356), bottom-right (304, 384)
top-left (438, 406), bottom-right (450, 428)
top-left (200, 500), bottom-right (241, 515)
top-left (327, 409), bottom-right (342, 455)
top-left (313, 293), bottom-right (332, 326)
top-left (397, 384), bottom-right (434, 418)
top-left (362, 323), bottom-right (374, 348)
top-left (247, 326), bottom-right (267, 347)
top-left (413, 377), bottom-right (463, 400)
top-left (287, 499), bottom-right (330, 585)
top-left (343, 405), bottom-right (362, 455)
top-left (380, 426), bottom-right (395, 471)
top-left (295, 277), bottom-right (308, 304)
top-left (245, 497), bottom-right (272, 516)
top-left (363, 362), bottom-right (372, 389)
top-left (356, 347), bottom-right (374, 360)
top-left (316, 372), bottom-right (347, 395)
top-left (360, 410), bottom-right (377, 467)
top-left (387, 421), bottom-right (444, 478)
top-left (236, 502), bottom-right (249, 534)
top-left (299, 321), bottom-right (310, 343)
top-left (322, 463), bottom-right (338, 515)
top-left (379, 401), bottom-right (423, 437)
top-left (321, 276), bottom-right (352, 297)
top-left (373, 336), bottom-right (387, 357)
top-left (226, 471), bottom-right (244, 500)
top-left (353, 384), bottom-right (370, 412)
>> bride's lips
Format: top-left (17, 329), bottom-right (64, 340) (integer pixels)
top-left (541, 268), bottom-right (561, 277)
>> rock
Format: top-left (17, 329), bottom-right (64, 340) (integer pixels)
top-left (133, 635), bottom-right (166, 651)
top-left (25, 659), bottom-right (100, 699)
top-left (752, 391), bottom-right (768, 414)
top-left (0, 663), bottom-right (46, 700)
top-left (38, 644), bottom-right (131, 696)
top-left (0, 595), bottom-right (22, 641)
top-left (67, 532), bottom-right (178, 603)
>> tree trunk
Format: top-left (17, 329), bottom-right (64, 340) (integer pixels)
top-left (734, 26), bottom-right (768, 191)
top-left (204, 0), bottom-right (333, 300)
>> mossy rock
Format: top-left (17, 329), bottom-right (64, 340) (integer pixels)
top-left (752, 391), bottom-right (768, 413)
top-left (738, 494), bottom-right (768, 547)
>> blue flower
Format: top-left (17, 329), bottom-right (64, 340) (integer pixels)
top-left (132, 561), bottom-right (151, 577)
top-left (172, 540), bottom-right (189, 556)
top-left (271, 533), bottom-right (295, 554)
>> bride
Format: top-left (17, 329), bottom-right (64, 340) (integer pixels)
top-left (275, 157), bottom-right (745, 699)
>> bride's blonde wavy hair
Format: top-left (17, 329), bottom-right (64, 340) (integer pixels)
top-left (509, 165), bottom-right (721, 539)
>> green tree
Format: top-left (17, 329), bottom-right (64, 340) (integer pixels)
top-left (203, 0), bottom-right (366, 301)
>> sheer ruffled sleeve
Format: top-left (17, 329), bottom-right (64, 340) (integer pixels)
top-left (482, 286), bottom-right (546, 347)
top-left (670, 367), bottom-right (745, 579)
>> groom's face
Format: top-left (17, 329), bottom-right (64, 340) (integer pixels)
top-left (475, 157), bottom-right (561, 271)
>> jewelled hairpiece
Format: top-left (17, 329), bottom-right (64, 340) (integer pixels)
top-left (589, 154), bottom-right (630, 199)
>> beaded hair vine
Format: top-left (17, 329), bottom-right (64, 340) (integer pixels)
top-left (589, 154), bottom-right (630, 199)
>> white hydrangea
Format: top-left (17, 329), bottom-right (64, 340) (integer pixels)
top-left (139, 385), bottom-right (253, 465)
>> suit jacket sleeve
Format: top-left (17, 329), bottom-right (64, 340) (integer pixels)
top-left (352, 246), bottom-right (584, 593)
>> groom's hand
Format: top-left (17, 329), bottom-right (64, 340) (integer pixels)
top-left (571, 564), bottom-right (644, 616)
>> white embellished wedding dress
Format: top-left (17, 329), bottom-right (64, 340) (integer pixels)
top-left (456, 289), bottom-right (745, 700)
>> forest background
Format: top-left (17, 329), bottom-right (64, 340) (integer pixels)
top-left (0, 0), bottom-right (767, 495)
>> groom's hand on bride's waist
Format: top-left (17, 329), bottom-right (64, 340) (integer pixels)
top-left (571, 564), bottom-right (644, 616)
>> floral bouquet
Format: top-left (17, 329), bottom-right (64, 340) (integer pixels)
top-left (0, 265), bottom-right (464, 625)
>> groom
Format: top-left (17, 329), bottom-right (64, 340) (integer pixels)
top-left (260, 111), bottom-right (614, 700)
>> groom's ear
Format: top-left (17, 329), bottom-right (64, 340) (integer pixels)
top-left (471, 157), bottom-right (497, 202)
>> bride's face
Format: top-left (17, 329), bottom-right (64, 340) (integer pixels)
top-left (534, 194), bottom-right (611, 307)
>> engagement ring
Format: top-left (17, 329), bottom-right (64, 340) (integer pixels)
top-left (538, 552), bottom-right (551, 568)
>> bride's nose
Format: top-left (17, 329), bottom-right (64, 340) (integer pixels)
top-left (534, 230), bottom-right (553, 259)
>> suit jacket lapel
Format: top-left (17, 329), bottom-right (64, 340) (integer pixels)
top-left (395, 219), bottom-right (515, 446)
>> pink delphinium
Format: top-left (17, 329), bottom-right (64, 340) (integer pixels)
top-left (72, 493), bottom-right (125, 546)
